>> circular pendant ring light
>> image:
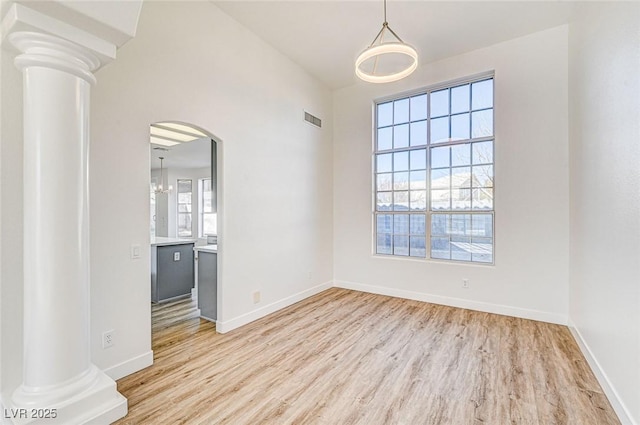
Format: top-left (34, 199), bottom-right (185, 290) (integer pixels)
top-left (355, 0), bottom-right (418, 83)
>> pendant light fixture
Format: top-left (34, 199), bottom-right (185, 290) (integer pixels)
top-left (355, 0), bottom-right (418, 83)
top-left (154, 156), bottom-right (173, 194)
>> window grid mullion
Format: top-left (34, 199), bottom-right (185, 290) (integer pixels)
top-left (374, 77), bottom-right (493, 263)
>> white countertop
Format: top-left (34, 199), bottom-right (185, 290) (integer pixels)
top-left (194, 244), bottom-right (218, 253)
top-left (151, 237), bottom-right (197, 247)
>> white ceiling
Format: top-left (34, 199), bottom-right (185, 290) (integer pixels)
top-left (153, 2), bottom-right (576, 168)
top-left (150, 137), bottom-right (212, 170)
top-left (213, 1), bottom-right (576, 90)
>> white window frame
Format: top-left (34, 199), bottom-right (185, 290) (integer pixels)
top-left (198, 178), bottom-right (216, 237)
top-left (176, 179), bottom-right (193, 237)
top-left (373, 72), bottom-right (495, 264)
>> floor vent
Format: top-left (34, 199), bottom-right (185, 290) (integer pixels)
top-left (304, 111), bottom-right (322, 128)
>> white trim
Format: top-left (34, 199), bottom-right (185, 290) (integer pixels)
top-left (374, 70), bottom-right (495, 104)
top-left (156, 293), bottom-right (192, 304)
top-left (568, 319), bottom-right (637, 425)
top-left (216, 281), bottom-right (333, 333)
top-left (102, 350), bottom-right (153, 381)
top-left (334, 280), bottom-right (567, 325)
top-left (190, 288), bottom-right (201, 317)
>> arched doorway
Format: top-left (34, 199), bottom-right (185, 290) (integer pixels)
top-left (148, 121), bottom-right (222, 334)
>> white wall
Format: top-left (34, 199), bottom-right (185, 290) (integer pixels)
top-left (333, 26), bottom-right (570, 324)
top-left (568, 4), bottom-right (640, 424)
top-left (0, 37), bottom-right (3, 407)
top-left (89, 1), bottom-right (333, 377)
top-left (0, 40), bottom-right (3, 406)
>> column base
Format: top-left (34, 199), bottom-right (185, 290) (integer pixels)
top-left (4, 367), bottom-right (126, 425)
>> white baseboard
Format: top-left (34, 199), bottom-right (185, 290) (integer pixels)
top-left (334, 280), bottom-right (567, 325)
top-left (216, 281), bottom-right (333, 333)
top-left (568, 319), bottom-right (637, 425)
top-left (200, 314), bottom-right (215, 323)
top-left (102, 350), bottom-right (153, 381)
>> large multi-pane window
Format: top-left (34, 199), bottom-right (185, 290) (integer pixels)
top-left (177, 179), bottom-right (193, 237)
top-left (374, 75), bottom-right (494, 263)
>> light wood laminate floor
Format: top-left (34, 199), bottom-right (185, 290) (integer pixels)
top-left (115, 288), bottom-right (620, 424)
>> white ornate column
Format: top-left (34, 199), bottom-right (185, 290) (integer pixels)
top-left (6, 29), bottom-right (126, 425)
top-left (1, 2), bottom-right (142, 424)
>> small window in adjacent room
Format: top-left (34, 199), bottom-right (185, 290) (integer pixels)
top-left (199, 178), bottom-right (217, 237)
top-left (374, 75), bottom-right (494, 264)
top-left (177, 179), bottom-right (193, 237)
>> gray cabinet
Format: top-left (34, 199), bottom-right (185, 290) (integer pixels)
top-left (197, 251), bottom-right (217, 321)
top-left (151, 243), bottom-right (195, 303)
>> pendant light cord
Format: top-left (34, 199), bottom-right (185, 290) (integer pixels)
top-left (374, 0), bottom-right (388, 72)
top-left (370, 0), bottom-right (405, 46)
top-left (383, 0), bottom-right (387, 24)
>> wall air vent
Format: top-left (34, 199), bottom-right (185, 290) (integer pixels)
top-left (304, 111), bottom-right (322, 128)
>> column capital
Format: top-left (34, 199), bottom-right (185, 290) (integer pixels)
top-left (9, 31), bottom-right (100, 84)
top-left (1, 1), bottom-right (143, 71)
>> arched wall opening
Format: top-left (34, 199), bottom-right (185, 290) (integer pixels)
top-left (148, 121), bottom-right (224, 332)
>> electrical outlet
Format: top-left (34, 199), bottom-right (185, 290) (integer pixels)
top-left (102, 330), bottom-right (114, 349)
top-left (462, 279), bottom-right (469, 289)
top-left (173, 252), bottom-right (180, 261)
top-left (252, 291), bottom-right (261, 304)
